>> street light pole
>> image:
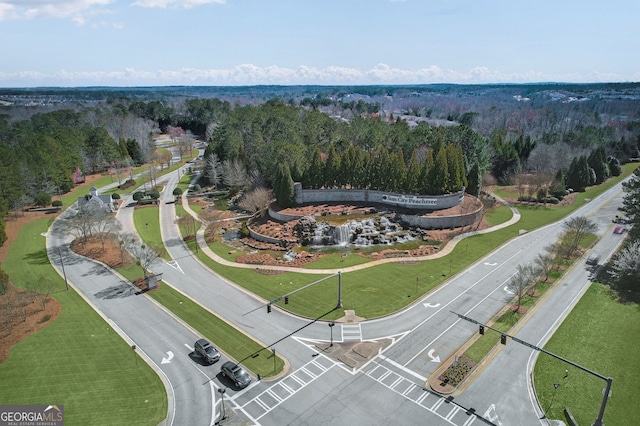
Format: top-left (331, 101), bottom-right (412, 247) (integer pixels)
top-left (336, 271), bottom-right (343, 308)
top-left (329, 322), bottom-right (335, 347)
top-left (57, 247), bottom-right (69, 291)
top-left (216, 388), bottom-right (227, 424)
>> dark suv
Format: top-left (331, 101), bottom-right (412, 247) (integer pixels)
top-left (220, 361), bottom-right (252, 389)
top-left (194, 339), bottom-right (220, 364)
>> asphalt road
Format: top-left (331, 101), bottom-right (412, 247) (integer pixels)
top-left (48, 148), bottom-right (632, 426)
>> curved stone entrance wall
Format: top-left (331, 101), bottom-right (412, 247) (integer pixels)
top-left (294, 183), bottom-right (464, 210)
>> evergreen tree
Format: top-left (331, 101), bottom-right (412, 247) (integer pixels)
top-left (118, 137), bottom-right (130, 159)
top-left (587, 146), bottom-right (609, 184)
top-left (608, 156), bottom-right (622, 177)
top-left (324, 144), bottom-right (341, 188)
top-left (404, 149), bottom-right (421, 194)
top-left (274, 163), bottom-right (295, 208)
top-left (419, 148), bottom-right (435, 194)
top-left (303, 147), bottom-right (324, 189)
top-left (389, 149), bottom-right (406, 192)
top-left (466, 162), bottom-right (482, 197)
top-left (621, 167), bottom-right (640, 241)
top-left (340, 145), bottom-right (357, 188)
top-left (126, 138), bottom-right (145, 165)
top-left (566, 155), bottom-right (590, 192)
top-left (446, 144), bottom-right (467, 191)
top-left (355, 150), bottom-right (370, 189)
top-left (430, 146), bottom-right (449, 194)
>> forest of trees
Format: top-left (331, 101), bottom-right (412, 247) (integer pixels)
top-left (1, 83), bottom-right (640, 252)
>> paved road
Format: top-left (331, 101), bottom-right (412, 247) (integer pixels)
top-left (47, 158), bottom-right (225, 426)
top-left (48, 144), bottom-right (632, 426)
top-left (145, 171), bottom-right (630, 425)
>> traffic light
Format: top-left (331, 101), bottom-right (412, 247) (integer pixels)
top-left (284, 295), bottom-right (289, 304)
top-left (479, 325), bottom-right (485, 335)
top-left (500, 334), bottom-right (507, 345)
top-left (267, 304), bottom-right (271, 313)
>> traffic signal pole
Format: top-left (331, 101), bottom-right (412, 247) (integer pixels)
top-left (452, 311), bottom-right (612, 426)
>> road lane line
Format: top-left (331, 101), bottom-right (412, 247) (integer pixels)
top-left (378, 354), bottom-right (427, 382)
top-left (404, 270), bottom-right (517, 366)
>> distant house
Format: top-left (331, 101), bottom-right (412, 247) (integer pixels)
top-left (77, 186), bottom-right (117, 212)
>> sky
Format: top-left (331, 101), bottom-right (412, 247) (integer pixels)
top-left (1, 0), bottom-right (639, 87)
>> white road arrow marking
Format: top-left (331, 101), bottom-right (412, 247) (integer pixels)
top-left (503, 286), bottom-right (514, 294)
top-left (423, 302), bottom-right (441, 308)
top-left (427, 349), bottom-right (441, 363)
top-left (484, 262), bottom-right (498, 266)
top-left (166, 261), bottom-right (184, 274)
top-left (161, 351), bottom-right (174, 364)
top-left (483, 404), bottom-right (503, 426)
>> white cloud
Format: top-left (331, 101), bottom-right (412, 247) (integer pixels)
top-left (0, 0), bottom-right (114, 23)
top-left (0, 64), bottom-right (631, 87)
top-left (132, 0), bottom-right (225, 9)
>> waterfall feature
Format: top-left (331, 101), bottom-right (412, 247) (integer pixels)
top-left (309, 217), bottom-right (415, 247)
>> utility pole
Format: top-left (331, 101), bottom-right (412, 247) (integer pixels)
top-left (337, 271), bottom-right (343, 308)
top-left (57, 247), bottom-right (69, 290)
top-left (452, 311), bottom-right (612, 426)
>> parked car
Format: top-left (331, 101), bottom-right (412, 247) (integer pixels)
top-left (220, 361), bottom-right (252, 389)
top-left (194, 339), bottom-right (220, 364)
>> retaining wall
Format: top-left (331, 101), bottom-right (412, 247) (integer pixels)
top-left (294, 183), bottom-right (464, 211)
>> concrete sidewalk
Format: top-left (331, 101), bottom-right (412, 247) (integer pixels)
top-left (180, 190), bottom-right (521, 274)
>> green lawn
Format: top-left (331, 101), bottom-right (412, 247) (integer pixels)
top-left (183, 165), bottom-right (636, 320)
top-left (0, 219), bottom-right (166, 426)
top-left (483, 204), bottom-right (513, 226)
top-left (534, 283), bottom-right (640, 425)
top-left (133, 206), bottom-right (171, 260)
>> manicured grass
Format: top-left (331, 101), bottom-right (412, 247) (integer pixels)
top-left (189, 203), bottom-right (203, 215)
top-left (206, 238), bottom-right (247, 262)
top-left (133, 205), bottom-right (171, 260)
top-left (534, 283), bottom-right (640, 425)
top-left (483, 204), bottom-right (513, 226)
top-left (302, 252), bottom-right (372, 269)
top-left (176, 173), bottom-right (194, 193)
top-left (191, 165), bottom-right (626, 319)
top-left (0, 219), bottom-right (166, 426)
top-left (147, 285), bottom-right (285, 378)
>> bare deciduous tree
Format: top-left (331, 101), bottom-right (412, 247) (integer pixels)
top-left (1, 286), bottom-right (16, 336)
top-left (238, 187), bottom-right (272, 214)
top-left (129, 243), bottom-right (163, 277)
top-left (93, 211), bottom-right (122, 251)
top-left (59, 202), bottom-right (104, 247)
top-left (507, 264), bottom-right (540, 310)
top-left (534, 251), bottom-right (554, 284)
top-left (117, 232), bottom-right (138, 267)
top-left (222, 158), bottom-right (248, 192)
top-left (176, 215), bottom-right (200, 240)
top-left (561, 216), bottom-right (598, 258)
top-left (204, 153), bottom-right (221, 186)
top-left (177, 136), bottom-right (193, 160)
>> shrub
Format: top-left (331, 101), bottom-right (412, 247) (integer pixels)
top-left (33, 192), bottom-right (52, 207)
top-left (111, 193), bottom-right (121, 200)
top-left (544, 197), bottom-right (560, 204)
top-left (51, 200), bottom-right (63, 207)
top-left (240, 222), bottom-right (250, 238)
